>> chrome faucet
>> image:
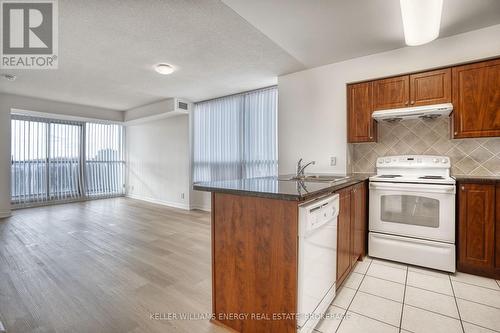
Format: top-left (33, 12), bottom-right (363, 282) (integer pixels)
top-left (296, 158), bottom-right (316, 177)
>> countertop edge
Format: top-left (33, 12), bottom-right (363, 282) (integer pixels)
top-left (453, 175), bottom-right (500, 184)
top-left (193, 175), bottom-right (371, 201)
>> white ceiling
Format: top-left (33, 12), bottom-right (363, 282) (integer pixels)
top-left (1, 0), bottom-right (499, 111)
top-left (222, 0), bottom-right (500, 68)
top-left (0, 0), bottom-right (304, 110)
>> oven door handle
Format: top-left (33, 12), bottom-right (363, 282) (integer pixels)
top-left (369, 182), bottom-right (456, 194)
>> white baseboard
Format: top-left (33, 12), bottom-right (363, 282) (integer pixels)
top-left (126, 194), bottom-right (190, 210)
top-left (189, 204), bottom-right (211, 212)
top-left (0, 209), bottom-right (12, 219)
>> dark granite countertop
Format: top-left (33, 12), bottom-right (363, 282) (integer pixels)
top-left (193, 173), bottom-right (372, 201)
top-left (453, 175), bottom-right (500, 184)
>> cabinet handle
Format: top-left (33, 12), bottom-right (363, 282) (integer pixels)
top-left (405, 101), bottom-right (409, 105)
top-left (410, 101), bottom-right (415, 105)
top-left (461, 186), bottom-right (465, 190)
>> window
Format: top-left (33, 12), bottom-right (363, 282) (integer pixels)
top-left (85, 123), bottom-right (125, 198)
top-left (381, 195), bottom-right (439, 228)
top-left (192, 86), bottom-right (277, 183)
top-left (11, 115), bottom-right (125, 206)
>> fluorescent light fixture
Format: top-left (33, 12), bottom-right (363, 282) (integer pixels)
top-left (400, 0), bottom-right (443, 46)
top-left (154, 63), bottom-right (175, 75)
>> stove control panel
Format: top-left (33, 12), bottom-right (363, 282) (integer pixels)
top-left (376, 155), bottom-right (450, 168)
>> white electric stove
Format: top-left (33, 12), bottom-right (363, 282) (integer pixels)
top-left (368, 155), bottom-right (456, 272)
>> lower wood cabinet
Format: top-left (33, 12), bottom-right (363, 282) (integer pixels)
top-left (457, 182), bottom-right (499, 279)
top-left (336, 181), bottom-right (367, 287)
top-left (496, 184), bottom-right (500, 273)
top-left (336, 187), bottom-right (352, 287)
top-left (351, 182), bottom-right (367, 265)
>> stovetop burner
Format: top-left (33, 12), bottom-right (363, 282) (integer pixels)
top-left (378, 175), bottom-right (402, 178)
top-left (419, 176), bottom-right (445, 179)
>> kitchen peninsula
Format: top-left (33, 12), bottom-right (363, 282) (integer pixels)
top-left (193, 175), bottom-right (369, 333)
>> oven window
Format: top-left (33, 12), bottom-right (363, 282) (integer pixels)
top-left (381, 195), bottom-right (439, 228)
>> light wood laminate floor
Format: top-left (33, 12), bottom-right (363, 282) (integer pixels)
top-left (0, 198), bottom-right (226, 333)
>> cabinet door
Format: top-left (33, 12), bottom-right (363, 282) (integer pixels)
top-left (372, 75), bottom-right (409, 110)
top-left (452, 58), bottom-right (500, 138)
top-left (336, 188), bottom-right (352, 287)
top-left (348, 82), bottom-right (377, 143)
top-left (496, 184), bottom-right (500, 271)
top-left (458, 184), bottom-right (495, 274)
top-left (409, 68), bottom-right (451, 107)
top-left (351, 182), bottom-right (367, 266)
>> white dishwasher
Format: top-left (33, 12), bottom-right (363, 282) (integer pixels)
top-left (297, 193), bottom-right (339, 333)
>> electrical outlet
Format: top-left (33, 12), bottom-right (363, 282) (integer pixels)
top-left (330, 156), bottom-right (336, 166)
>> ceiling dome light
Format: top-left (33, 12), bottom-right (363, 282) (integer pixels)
top-left (400, 0), bottom-right (443, 46)
top-left (154, 63), bottom-right (175, 75)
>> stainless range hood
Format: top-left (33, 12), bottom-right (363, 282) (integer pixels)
top-left (372, 103), bottom-right (453, 122)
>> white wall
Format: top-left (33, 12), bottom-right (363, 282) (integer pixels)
top-left (0, 93), bottom-right (123, 218)
top-left (0, 103), bottom-right (10, 218)
top-left (278, 24), bottom-right (500, 175)
top-left (126, 115), bottom-right (191, 210)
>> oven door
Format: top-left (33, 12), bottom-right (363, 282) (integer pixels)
top-left (369, 182), bottom-right (455, 243)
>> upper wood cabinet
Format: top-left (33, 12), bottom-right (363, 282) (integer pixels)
top-left (372, 75), bottom-right (409, 110)
top-left (458, 183), bottom-right (496, 278)
top-left (372, 69), bottom-right (451, 111)
top-left (452, 58), bottom-right (500, 138)
top-left (409, 68), bottom-right (451, 106)
top-left (346, 57), bottom-right (499, 141)
top-left (347, 82), bottom-right (377, 143)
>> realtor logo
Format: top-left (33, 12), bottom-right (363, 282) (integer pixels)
top-left (1, 0), bottom-right (58, 69)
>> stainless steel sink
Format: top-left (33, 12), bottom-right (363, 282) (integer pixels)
top-left (281, 174), bottom-right (351, 182)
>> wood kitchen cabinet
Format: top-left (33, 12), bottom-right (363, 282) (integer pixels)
top-left (336, 187), bottom-right (352, 287)
top-left (346, 57), bottom-right (499, 142)
top-left (409, 68), bottom-right (451, 106)
top-left (372, 69), bottom-right (451, 111)
top-left (452, 58), bottom-right (500, 138)
top-left (348, 68), bottom-right (451, 143)
top-left (205, 179), bottom-right (370, 332)
top-left (351, 181), bottom-right (367, 265)
top-left (336, 181), bottom-right (368, 287)
top-left (372, 75), bottom-right (409, 110)
top-left (347, 82), bottom-right (377, 143)
top-left (496, 184), bottom-right (500, 274)
top-left (457, 183), bottom-right (497, 278)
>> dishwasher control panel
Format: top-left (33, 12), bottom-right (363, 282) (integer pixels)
top-left (299, 194), bottom-right (339, 234)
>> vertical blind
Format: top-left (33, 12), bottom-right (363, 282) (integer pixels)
top-left (11, 115), bottom-right (125, 206)
top-left (85, 123), bottom-right (125, 198)
top-left (192, 86), bottom-right (278, 183)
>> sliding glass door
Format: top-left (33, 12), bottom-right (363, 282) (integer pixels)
top-left (11, 117), bottom-right (50, 204)
top-left (49, 122), bottom-right (83, 201)
top-left (11, 115), bottom-right (125, 207)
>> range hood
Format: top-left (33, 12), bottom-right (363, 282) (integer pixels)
top-left (372, 103), bottom-right (453, 122)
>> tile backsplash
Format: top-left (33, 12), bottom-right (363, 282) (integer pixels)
top-left (350, 118), bottom-right (500, 176)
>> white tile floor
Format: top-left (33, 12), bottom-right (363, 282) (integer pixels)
top-left (314, 257), bottom-right (500, 333)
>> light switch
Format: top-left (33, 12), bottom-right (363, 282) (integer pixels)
top-left (330, 156), bottom-right (336, 166)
